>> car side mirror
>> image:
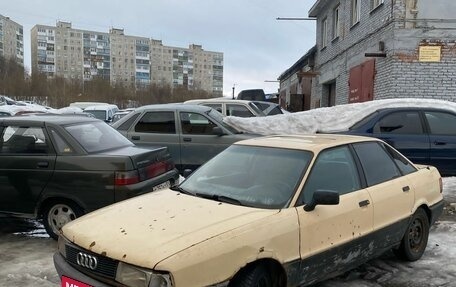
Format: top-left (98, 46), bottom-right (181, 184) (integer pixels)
top-left (183, 169), bottom-right (193, 178)
top-left (304, 190), bottom-right (340, 212)
top-left (212, 127), bottom-right (225, 136)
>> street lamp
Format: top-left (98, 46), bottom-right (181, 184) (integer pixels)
top-left (232, 84), bottom-right (236, 99)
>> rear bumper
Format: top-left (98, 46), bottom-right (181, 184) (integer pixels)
top-left (54, 252), bottom-right (112, 287)
top-left (114, 168), bottom-right (179, 202)
top-left (430, 199), bottom-right (444, 225)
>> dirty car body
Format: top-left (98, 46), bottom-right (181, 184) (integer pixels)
top-left (0, 115), bottom-right (178, 239)
top-left (54, 134), bottom-right (443, 287)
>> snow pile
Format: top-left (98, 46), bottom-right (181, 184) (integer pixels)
top-left (224, 98), bottom-right (456, 135)
top-left (0, 104), bottom-right (50, 116)
top-left (56, 106), bottom-right (83, 114)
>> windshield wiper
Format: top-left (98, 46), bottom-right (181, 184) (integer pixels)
top-left (195, 193), bottom-right (245, 206)
top-left (170, 186), bottom-right (195, 196)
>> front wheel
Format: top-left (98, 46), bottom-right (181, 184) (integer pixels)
top-left (42, 201), bottom-right (83, 240)
top-left (230, 264), bottom-right (273, 287)
top-left (394, 208), bottom-right (430, 261)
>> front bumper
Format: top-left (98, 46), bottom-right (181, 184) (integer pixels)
top-left (54, 252), bottom-right (113, 287)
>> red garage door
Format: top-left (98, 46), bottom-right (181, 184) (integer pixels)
top-left (349, 59), bottom-right (375, 103)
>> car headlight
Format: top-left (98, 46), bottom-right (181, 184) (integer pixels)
top-left (116, 262), bottom-right (172, 287)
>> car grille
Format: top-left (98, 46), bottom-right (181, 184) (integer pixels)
top-left (65, 243), bottom-right (118, 280)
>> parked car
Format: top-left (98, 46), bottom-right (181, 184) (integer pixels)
top-left (340, 107), bottom-right (456, 176)
top-left (237, 88), bottom-right (266, 101)
top-left (252, 100), bottom-right (285, 116)
top-left (69, 102), bottom-right (109, 110)
top-left (112, 104), bottom-right (258, 172)
top-left (112, 109), bottom-right (134, 123)
top-left (83, 104), bottom-right (119, 123)
top-left (184, 98), bottom-right (266, 117)
top-left (0, 115), bottom-right (179, 239)
top-left (54, 134), bottom-right (443, 287)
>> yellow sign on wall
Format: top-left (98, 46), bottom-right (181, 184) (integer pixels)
top-left (419, 46), bottom-right (441, 62)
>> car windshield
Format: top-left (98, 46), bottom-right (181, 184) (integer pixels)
top-left (65, 121), bottom-right (133, 153)
top-left (206, 109), bottom-right (242, 134)
top-left (84, 110), bottom-right (107, 121)
top-left (180, 145), bottom-right (312, 209)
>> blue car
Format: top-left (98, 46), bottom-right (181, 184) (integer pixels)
top-left (340, 107), bottom-right (456, 176)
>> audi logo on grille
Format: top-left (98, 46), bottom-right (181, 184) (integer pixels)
top-left (76, 252), bottom-right (98, 270)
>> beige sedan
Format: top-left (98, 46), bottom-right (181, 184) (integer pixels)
top-left (54, 134), bottom-right (444, 287)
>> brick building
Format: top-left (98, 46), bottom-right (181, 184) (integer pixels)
top-left (309, 0), bottom-right (456, 108)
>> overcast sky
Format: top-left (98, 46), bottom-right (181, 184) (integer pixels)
top-left (2, 0), bottom-right (316, 97)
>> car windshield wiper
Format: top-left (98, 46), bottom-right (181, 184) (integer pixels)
top-left (195, 193), bottom-right (246, 206)
top-left (170, 186), bottom-right (195, 196)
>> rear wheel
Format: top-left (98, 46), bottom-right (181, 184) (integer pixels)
top-left (42, 201), bottom-right (83, 240)
top-left (394, 208), bottom-right (430, 261)
top-left (230, 264), bottom-right (273, 287)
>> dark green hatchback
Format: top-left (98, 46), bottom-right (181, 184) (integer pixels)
top-left (0, 115), bottom-right (179, 239)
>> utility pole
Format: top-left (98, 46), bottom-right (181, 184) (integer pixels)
top-left (232, 84), bottom-right (236, 99)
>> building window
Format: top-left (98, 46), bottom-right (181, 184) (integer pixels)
top-left (321, 18), bottom-right (328, 48)
top-left (351, 0), bottom-right (361, 26)
top-left (333, 5), bottom-right (340, 39)
top-left (372, 0), bottom-right (384, 10)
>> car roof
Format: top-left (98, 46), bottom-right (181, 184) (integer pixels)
top-left (185, 98), bottom-right (255, 104)
top-left (135, 103), bottom-right (213, 113)
top-left (236, 134), bottom-right (380, 152)
top-left (84, 104), bottom-right (118, 110)
top-left (0, 115), bottom-right (100, 126)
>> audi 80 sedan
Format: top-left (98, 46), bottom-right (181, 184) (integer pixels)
top-left (54, 134), bottom-right (443, 287)
top-left (0, 115), bottom-right (179, 239)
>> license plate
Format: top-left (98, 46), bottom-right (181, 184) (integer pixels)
top-left (152, 180), bottom-right (171, 191)
top-left (62, 276), bottom-right (93, 287)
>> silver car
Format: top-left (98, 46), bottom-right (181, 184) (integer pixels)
top-left (112, 104), bottom-right (258, 172)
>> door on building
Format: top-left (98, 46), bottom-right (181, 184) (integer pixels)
top-left (349, 59), bottom-right (375, 103)
top-left (323, 82), bottom-right (336, 107)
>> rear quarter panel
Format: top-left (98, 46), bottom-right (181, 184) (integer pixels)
top-left (411, 166), bottom-right (443, 212)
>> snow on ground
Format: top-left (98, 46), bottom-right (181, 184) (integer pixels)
top-left (224, 98), bottom-right (456, 135)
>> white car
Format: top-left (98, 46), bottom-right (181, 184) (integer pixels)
top-left (185, 98), bottom-right (265, 117)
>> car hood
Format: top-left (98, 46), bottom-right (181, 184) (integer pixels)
top-left (62, 189), bottom-right (277, 269)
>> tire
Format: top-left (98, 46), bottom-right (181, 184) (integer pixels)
top-left (230, 264), bottom-right (273, 287)
top-left (394, 208), bottom-right (430, 261)
top-left (42, 201), bottom-right (84, 240)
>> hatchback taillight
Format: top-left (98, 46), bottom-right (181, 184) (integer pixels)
top-left (115, 170), bottom-right (140, 186)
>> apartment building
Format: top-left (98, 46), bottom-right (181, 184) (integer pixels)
top-left (309, 0), bottom-right (456, 108)
top-left (31, 22), bottom-right (222, 96)
top-left (0, 15), bottom-right (24, 65)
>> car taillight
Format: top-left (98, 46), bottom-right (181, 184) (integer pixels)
top-left (139, 160), bottom-right (174, 181)
top-left (115, 170), bottom-right (140, 186)
top-left (439, 177), bottom-right (443, 193)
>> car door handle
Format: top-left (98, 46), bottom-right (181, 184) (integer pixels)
top-left (434, 141), bottom-right (446, 146)
top-left (183, 137), bottom-right (192, 142)
top-left (131, 136), bottom-right (140, 140)
top-left (37, 161), bottom-right (49, 168)
top-left (402, 186), bottom-right (410, 192)
top-left (359, 200), bottom-right (370, 207)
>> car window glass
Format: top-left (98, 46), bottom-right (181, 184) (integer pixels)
top-left (50, 129), bottom-right (74, 154)
top-left (117, 112), bottom-right (140, 131)
top-left (349, 111), bottom-right (379, 130)
top-left (373, 112), bottom-right (422, 134)
top-left (65, 122), bottom-right (133, 153)
top-left (203, 103), bottom-right (223, 113)
top-left (382, 143), bottom-right (416, 175)
top-left (425, 111), bottom-right (456, 135)
top-left (135, 111), bottom-right (176, 134)
top-left (299, 145), bottom-right (360, 205)
top-left (180, 112), bottom-right (217, 135)
top-left (353, 142), bottom-right (402, 186)
top-left (1, 126), bottom-right (50, 154)
top-left (226, 104), bottom-right (255, 117)
top-left (266, 106), bottom-right (283, 115)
